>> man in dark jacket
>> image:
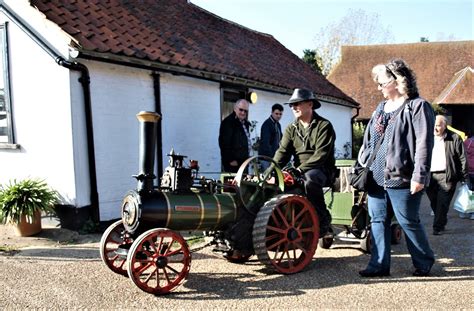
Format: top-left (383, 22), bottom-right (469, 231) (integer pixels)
top-left (427, 115), bottom-right (468, 235)
top-left (219, 99), bottom-right (251, 173)
top-left (274, 88), bottom-right (336, 236)
top-left (258, 103), bottom-right (283, 161)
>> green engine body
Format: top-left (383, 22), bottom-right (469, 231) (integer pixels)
top-left (121, 189), bottom-right (239, 234)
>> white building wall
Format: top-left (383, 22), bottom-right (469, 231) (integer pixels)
top-left (84, 61), bottom-right (155, 221)
top-left (160, 74), bottom-right (221, 177)
top-left (0, 10), bottom-right (78, 205)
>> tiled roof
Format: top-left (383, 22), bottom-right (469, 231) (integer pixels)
top-left (30, 0), bottom-right (357, 106)
top-left (327, 41), bottom-right (473, 119)
top-left (434, 67), bottom-right (473, 105)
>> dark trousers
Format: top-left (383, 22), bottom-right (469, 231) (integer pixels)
top-left (426, 172), bottom-right (456, 231)
top-left (222, 159), bottom-right (245, 173)
top-left (303, 168), bottom-right (332, 232)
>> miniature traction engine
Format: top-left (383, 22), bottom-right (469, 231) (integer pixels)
top-left (100, 111), bottom-right (321, 295)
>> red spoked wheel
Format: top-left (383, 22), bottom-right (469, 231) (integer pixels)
top-left (100, 220), bottom-right (133, 276)
top-left (391, 224), bottom-right (403, 244)
top-left (253, 194), bottom-right (320, 274)
top-left (127, 228), bottom-right (191, 295)
top-left (360, 230), bottom-right (372, 253)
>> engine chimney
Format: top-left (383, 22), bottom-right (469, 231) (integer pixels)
top-left (135, 111), bottom-right (161, 193)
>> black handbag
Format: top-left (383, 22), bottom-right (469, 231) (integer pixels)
top-left (349, 132), bottom-right (385, 191)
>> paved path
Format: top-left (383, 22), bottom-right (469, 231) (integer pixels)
top-left (0, 195), bottom-right (472, 309)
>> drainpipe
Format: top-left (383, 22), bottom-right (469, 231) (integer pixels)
top-left (56, 58), bottom-right (100, 223)
top-left (152, 73), bottom-right (163, 179)
top-left (0, 2), bottom-right (100, 222)
top-left (351, 107), bottom-right (360, 159)
top-left (351, 106), bottom-right (360, 123)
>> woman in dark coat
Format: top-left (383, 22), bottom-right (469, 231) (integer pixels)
top-left (358, 59), bottom-right (435, 277)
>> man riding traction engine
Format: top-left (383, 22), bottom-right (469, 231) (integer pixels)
top-left (100, 111), bottom-right (322, 295)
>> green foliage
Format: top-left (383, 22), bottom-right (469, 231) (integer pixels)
top-left (352, 122), bottom-right (366, 157)
top-left (0, 179), bottom-right (58, 224)
top-left (79, 218), bottom-right (100, 234)
top-left (431, 103), bottom-right (447, 115)
top-left (302, 49), bottom-right (323, 74)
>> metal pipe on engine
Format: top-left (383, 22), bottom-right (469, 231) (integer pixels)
top-left (135, 111), bottom-right (161, 193)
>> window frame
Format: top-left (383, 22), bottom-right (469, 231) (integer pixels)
top-left (0, 21), bottom-right (15, 146)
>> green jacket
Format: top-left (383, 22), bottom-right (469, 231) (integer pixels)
top-left (273, 112), bottom-right (336, 173)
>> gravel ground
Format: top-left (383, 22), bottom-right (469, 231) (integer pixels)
top-left (0, 194), bottom-right (472, 309)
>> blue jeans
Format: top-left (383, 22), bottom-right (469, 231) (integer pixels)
top-left (366, 185), bottom-right (435, 272)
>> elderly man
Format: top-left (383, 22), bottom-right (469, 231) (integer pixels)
top-left (219, 99), bottom-right (251, 173)
top-left (427, 115), bottom-right (468, 235)
top-left (273, 88), bottom-right (336, 236)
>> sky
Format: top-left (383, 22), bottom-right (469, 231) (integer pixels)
top-left (191, 0), bottom-right (473, 57)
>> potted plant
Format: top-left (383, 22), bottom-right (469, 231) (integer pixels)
top-left (0, 178), bottom-right (58, 237)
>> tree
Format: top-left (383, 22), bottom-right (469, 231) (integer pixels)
top-left (313, 9), bottom-right (394, 76)
top-left (302, 49), bottom-right (323, 74)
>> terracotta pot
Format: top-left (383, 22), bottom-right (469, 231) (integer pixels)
top-left (12, 211), bottom-right (42, 237)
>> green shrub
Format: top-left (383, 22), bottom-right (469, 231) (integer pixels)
top-left (352, 122), bottom-right (366, 158)
top-left (0, 179), bottom-right (58, 224)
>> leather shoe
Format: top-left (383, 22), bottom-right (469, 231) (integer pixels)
top-left (320, 225), bottom-right (334, 237)
top-left (413, 268), bottom-right (431, 277)
top-left (359, 268), bottom-right (390, 277)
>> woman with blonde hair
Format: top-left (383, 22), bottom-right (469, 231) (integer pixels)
top-left (358, 59), bottom-right (435, 277)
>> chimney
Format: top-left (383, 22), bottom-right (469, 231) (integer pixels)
top-left (135, 111), bottom-right (161, 193)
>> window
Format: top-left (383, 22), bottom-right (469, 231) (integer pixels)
top-left (0, 22), bottom-right (13, 144)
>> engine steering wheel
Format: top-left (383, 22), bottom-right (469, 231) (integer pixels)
top-left (233, 156), bottom-right (285, 214)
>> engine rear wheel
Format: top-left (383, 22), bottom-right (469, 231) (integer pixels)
top-left (253, 194), bottom-right (319, 274)
top-left (100, 220), bottom-right (132, 276)
top-left (127, 228), bottom-right (191, 295)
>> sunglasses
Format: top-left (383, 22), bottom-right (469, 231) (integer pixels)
top-left (378, 80), bottom-right (394, 88)
top-left (238, 108), bottom-right (248, 113)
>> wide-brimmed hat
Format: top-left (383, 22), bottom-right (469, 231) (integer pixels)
top-left (285, 88), bottom-right (321, 109)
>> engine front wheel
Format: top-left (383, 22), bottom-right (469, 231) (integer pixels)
top-left (253, 194), bottom-right (319, 274)
top-left (127, 228), bottom-right (191, 295)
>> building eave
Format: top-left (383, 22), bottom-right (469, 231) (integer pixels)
top-left (76, 49), bottom-right (359, 109)
top-left (76, 49), bottom-right (291, 95)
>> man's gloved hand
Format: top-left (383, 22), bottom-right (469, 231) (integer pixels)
top-left (284, 167), bottom-right (303, 179)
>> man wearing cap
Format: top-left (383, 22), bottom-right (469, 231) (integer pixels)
top-left (273, 88), bottom-right (336, 236)
top-left (219, 99), bottom-right (251, 173)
